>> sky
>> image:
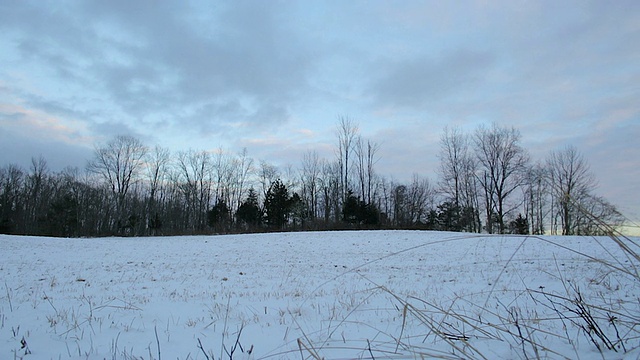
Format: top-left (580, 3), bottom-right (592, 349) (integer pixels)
top-left (0, 0), bottom-right (639, 229)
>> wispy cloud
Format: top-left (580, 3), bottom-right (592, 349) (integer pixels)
top-left (0, 103), bottom-right (91, 145)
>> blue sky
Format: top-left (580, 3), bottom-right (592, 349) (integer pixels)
top-left (1, 0), bottom-right (639, 227)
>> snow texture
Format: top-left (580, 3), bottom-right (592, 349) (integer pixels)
top-left (1, 230), bottom-right (638, 359)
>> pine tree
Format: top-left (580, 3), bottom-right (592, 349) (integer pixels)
top-left (236, 188), bottom-right (262, 229)
top-left (208, 199), bottom-right (230, 232)
top-left (509, 214), bottom-right (529, 235)
top-left (264, 180), bottom-right (290, 229)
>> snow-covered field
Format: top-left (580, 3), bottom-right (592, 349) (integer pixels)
top-left (1, 230), bottom-right (638, 359)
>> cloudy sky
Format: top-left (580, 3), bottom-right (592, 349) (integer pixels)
top-left (1, 1), bottom-right (639, 227)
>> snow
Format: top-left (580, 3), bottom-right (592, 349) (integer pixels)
top-left (1, 230), bottom-right (638, 359)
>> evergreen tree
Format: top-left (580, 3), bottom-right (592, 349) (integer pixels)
top-left (47, 192), bottom-right (78, 237)
top-left (342, 190), bottom-right (379, 226)
top-left (426, 209), bottom-right (438, 230)
top-left (208, 199), bottom-right (230, 232)
top-left (436, 201), bottom-right (462, 231)
top-left (264, 179), bottom-right (291, 229)
top-left (509, 213), bottom-right (529, 235)
top-left (236, 188), bottom-right (262, 229)
top-left (342, 190), bottom-right (360, 224)
top-left (360, 202), bottom-right (380, 226)
top-left (289, 193), bottom-right (307, 229)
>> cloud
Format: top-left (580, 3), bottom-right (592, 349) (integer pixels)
top-left (0, 103), bottom-right (91, 144)
top-left (371, 49), bottom-right (495, 108)
top-left (0, 130), bottom-right (92, 172)
top-left (581, 120), bottom-right (640, 218)
top-left (0, 103), bottom-right (93, 171)
top-left (92, 1), bottom-right (313, 124)
top-left (348, 122), bottom-right (441, 183)
top-left (0, 1), bottom-right (317, 140)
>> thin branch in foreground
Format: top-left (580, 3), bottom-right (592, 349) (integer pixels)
top-left (154, 325), bottom-right (161, 360)
top-left (297, 338), bottom-right (322, 360)
top-left (4, 282), bottom-right (12, 313)
top-left (197, 338), bottom-right (211, 360)
top-left (367, 339), bottom-right (375, 360)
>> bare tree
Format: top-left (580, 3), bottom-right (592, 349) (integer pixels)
top-left (300, 150), bottom-right (322, 221)
top-left (175, 149), bottom-right (212, 231)
top-left (377, 175), bottom-right (393, 225)
top-left (522, 162), bottom-right (548, 235)
top-left (145, 145), bottom-right (171, 234)
top-left (392, 184), bottom-right (408, 227)
top-left (438, 126), bottom-right (467, 208)
top-left (87, 135), bottom-right (148, 233)
top-left (24, 156), bottom-right (50, 234)
top-left (210, 149), bottom-right (231, 205)
top-left (406, 174), bottom-right (435, 225)
top-left (546, 145), bottom-right (596, 235)
top-left (461, 158), bottom-right (482, 232)
top-left (336, 116), bottom-right (359, 206)
top-left (146, 146), bottom-right (171, 203)
top-left (474, 123), bottom-right (529, 234)
top-left (258, 160), bottom-right (279, 206)
top-left (320, 160), bottom-right (341, 224)
top-left (355, 136), bottom-right (380, 205)
top-left (437, 126), bottom-right (481, 232)
top-left (384, 176), bottom-right (435, 227)
top-left (574, 194), bottom-right (624, 235)
top-left (0, 164), bottom-right (25, 234)
top-left (231, 148), bottom-right (254, 214)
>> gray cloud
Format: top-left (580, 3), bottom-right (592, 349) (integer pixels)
top-left (0, 125), bottom-right (92, 172)
top-left (372, 50), bottom-right (495, 108)
top-left (1, 1), bottom-right (316, 138)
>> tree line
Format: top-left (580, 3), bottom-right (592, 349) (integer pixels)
top-left (0, 119), bottom-right (624, 237)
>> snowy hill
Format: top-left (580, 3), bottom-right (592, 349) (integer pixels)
top-left (1, 231), bottom-right (638, 359)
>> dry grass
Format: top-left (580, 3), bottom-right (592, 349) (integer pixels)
top-left (292, 209), bottom-right (639, 359)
